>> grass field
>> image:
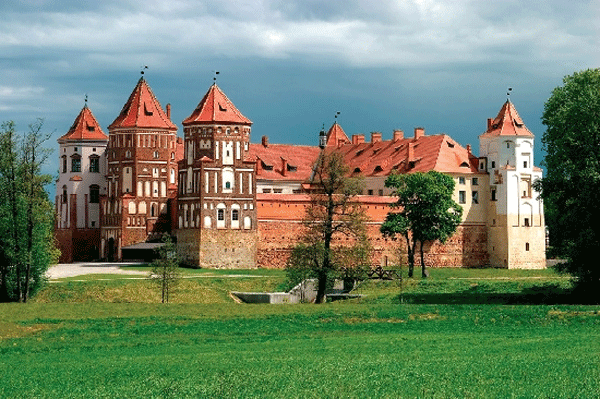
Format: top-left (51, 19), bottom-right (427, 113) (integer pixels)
top-left (2, 267), bottom-right (599, 398)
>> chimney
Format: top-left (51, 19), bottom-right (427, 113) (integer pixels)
top-left (414, 127), bottom-right (425, 140)
top-left (393, 129), bottom-right (404, 141)
top-left (281, 157), bottom-right (288, 177)
top-left (262, 135), bottom-right (268, 147)
top-left (256, 157), bottom-right (262, 175)
top-left (487, 118), bottom-right (493, 131)
top-left (352, 134), bottom-right (365, 145)
top-left (466, 144), bottom-right (472, 154)
top-left (166, 103), bottom-right (171, 119)
top-left (407, 142), bottom-right (414, 161)
top-left (371, 132), bottom-right (382, 143)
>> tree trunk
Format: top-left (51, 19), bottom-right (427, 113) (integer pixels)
top-left (420, 240), bottom-right (428, 278)
top-left (315, 270), bottom-right (327, 304)
top-left (405, 232), bottom-right (415, 278)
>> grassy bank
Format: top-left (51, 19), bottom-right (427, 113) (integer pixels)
top-left (2, 267), bottom-right (598, 398)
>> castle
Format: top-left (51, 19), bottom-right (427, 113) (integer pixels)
top-left (55, 76), bottom-right (545, 269)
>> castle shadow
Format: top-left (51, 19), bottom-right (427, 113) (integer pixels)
top-left (398, 283), bottom-right (599, 305)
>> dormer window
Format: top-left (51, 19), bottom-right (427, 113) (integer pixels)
top-left (447, 141), bottom-right (455, 148)
top-left (460, 162), bottom-right (469, 168)
top-left (374, 165), bottom-right (383, 173)
top-left (286, 164), bottom-right (297, 172)
top-left (353, 167), bottom-right (361, 174)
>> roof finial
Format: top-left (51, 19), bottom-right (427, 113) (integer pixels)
top-left (507, 87), bottom-right (512, 100)
top-left (213, 71), bottom-right (220, 83)
top-left (334, 111), bottom-right (340, 122)
top-left (141, 65), bottom-right (148, 75)
top-left (84, 93), bottom-right (88, 107)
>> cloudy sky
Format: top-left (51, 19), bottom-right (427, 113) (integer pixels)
top-left (1, 0), bottom-right (599, 176)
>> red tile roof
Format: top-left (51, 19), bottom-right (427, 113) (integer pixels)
top-left (325, 122), bottom-right (350, 147)
top-left (183, 84), bottom-right (252, 126)
top-left (481, 100), bottom-right (533, 137)
top-left (248, 143), bottom-right (321, 181)
top-left (109, 77), bottom-right (176, 131)
top-left (249, 124), bottom-right (481, 183)
top-left (334, 134), bottom-right (480, 176)
top-left (58, 105), bottom-right (108, 142)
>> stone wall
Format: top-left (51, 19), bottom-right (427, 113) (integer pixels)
top-left (257, 219), bottom-right (489, 269)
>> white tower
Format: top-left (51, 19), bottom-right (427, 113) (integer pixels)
top-left (55, 103), bottom-right (108, 262)
top-left (479, 100), bottom-right (545, 268)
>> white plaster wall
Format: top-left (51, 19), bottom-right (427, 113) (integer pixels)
top-left (56, 140), bottom-right (107, 229)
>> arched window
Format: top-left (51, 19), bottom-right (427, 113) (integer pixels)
top-left (62, 185), bottom-right (68, 203)
top-left (154, 151), bottom-right (159, 159)
top-left (89, 185), bottom-right (100, 203)
top-left (61, 155), bottom-right (67, 173)
top-left (125, 150), bottom-right (131, 158)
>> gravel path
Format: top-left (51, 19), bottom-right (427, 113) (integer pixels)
top-left (46, 262), bottom-right (150, 279)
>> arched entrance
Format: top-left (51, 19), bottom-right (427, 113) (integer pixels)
top-left (107, 238), bottom-right (116, 262)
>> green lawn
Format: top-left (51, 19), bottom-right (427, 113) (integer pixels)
top-left (2, 267), bottom-right (599, 398)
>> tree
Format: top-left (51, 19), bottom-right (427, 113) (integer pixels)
top-left (0, 119), bottom-right (57, 302)
top-left (535, 68), bottom-right (600, 291)
top-left (151, 234), bottom-right (181, 303)
top-left (381, 171), bottom-right (462, 278)
top-left (286, 151), bottom-right (370, 304)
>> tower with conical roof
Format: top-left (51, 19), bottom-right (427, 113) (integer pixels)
top-left (55, 103), bottom-right (109, 262)
top-left (177, 83), bottom-right (257, 267)
top-left (100, 76), bottom-right (182, 261)
top-left (479, 100), bottom-right (545, 268)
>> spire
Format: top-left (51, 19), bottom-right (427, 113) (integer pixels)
top-left (481, 100), bottom-right (534, 137)
top-left (108, 77), bottom-right (176, 130)
top-left (183, 83), bottom-right (252, 125)
top-left (58, 105), bottom-right (108, 142)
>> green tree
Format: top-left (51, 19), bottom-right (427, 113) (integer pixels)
top-left (0, 119), bottom-right (58, 302)
top-left (536, 68), bottom-right (600, 291)
top-left (381, 171), bottom-right (462, 278)
top-left (151, 234), bottom-right (181, 303)
top-left (286, 151), bottom-right (370, 303)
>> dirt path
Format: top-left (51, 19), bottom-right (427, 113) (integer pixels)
top-left (46, 262), bottom-right (149, 279)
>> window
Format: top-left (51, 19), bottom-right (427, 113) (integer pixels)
top-left (524, 218), bottom-right (530, 227)
top-left (459, 191), bottom-right (466, 204)
top-left (89, 156), bottom-right (100, 173)
top-left (491, 189), bottom-right (496, 201)
top-left (125, 150), bottom-right (131, 158)
top-left (71, 155), bottom-right (81, 172)
top-left (225, 181), bottom-right (231, 190)
top-left (472, 191), bottom-right (479, 204)
top-left (472, 177), bottom-right (478, 186)
top-left (262, 188), bottom-right (272, 193)
top-left (378, 189), bottom-right (384, 196)
top-left (217, 209), bottom-right (224, 221)
top-left (491, 161), bottom-right (496, 168)
top-left (62, 185), bottom-right (67, 203)
top-left (89, 185), bottom-right (100, 203)
top-left (232, 209), bottom-right (239, 221)
top-left (459, 177), bottom-right (466, 185)
top-left (523, 161), bottom-right (528, 168)
top-left (154, 151), bottom-right (159, 159)
top-left (368, 189), bottom-right (374, 195)
top-left (525, 242), bottom-right (530, 251)
top-left (61, 156), bottom-right (67, 173)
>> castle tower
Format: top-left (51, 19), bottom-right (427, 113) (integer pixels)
top-left (55, 103), bottom-right (108, 262)
top-left (176, 83), bottom-right (257, 268)
top-left (100, 76), bottom-right (180, 261)
top-left (479, 100), bottom-right (545, 268)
